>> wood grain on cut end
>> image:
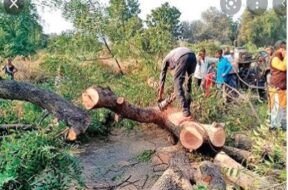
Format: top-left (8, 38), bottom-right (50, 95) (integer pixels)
top-left (66, 128), bottom-right (77, 141)
top-left (180, 126), bottom-right (204, 151)
top-left (213, 130), bottom-right (226, 147)
top-left (82, 88), bottom-right (99, 109)
top-left (116, 97), bottom-right (125, 105)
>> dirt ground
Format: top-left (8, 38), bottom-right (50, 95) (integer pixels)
top-left (76, 125), bottom-right (172, 190)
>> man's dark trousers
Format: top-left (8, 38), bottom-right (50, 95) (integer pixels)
top-left (173, 53), bottom-right (197, 114)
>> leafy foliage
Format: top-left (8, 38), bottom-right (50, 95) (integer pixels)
top-left (146, 2), bottom-right (181, 37)
top-left (0, 1), bottom-right (47, 58)
top-left (238, 10), bottom-right (286, 47)
top-left (136, 149), bottom-right (155, 163)
top-left (180, 7), bottom-right (235, 44)
top-left (0, 130), bottom-right (84, 189)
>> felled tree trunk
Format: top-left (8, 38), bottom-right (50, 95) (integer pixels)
top-left (0, 80), bottom-right (90, 140)
top-left (82, 86), bottom-right (225, 151)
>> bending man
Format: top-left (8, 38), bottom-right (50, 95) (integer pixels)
top-left (158, 47), bottom-right (197, 117)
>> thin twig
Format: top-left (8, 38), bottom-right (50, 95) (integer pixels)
top-left (119, 178), bottom-right (141, 189)
top-left (222, 82), bottom-right (261, 124)
top-left (141, 175), bottom-right (149, 189)
top-left (93, 175), bottom-right (132, 189)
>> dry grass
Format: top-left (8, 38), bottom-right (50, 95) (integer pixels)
top-left (0, 52), bottom-right (49, 82)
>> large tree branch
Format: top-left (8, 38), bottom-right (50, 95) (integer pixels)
top-left (0, 80), bottom-right (90, 140)
top-left (82, 86), bottom-right (225, 151)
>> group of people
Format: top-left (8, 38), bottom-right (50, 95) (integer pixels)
top-left (193, 47), bottom-right (238, 93)
top-left (158, 41), bottom-right (286, 130)
top-left (158, 46), bottom-right (238, 117)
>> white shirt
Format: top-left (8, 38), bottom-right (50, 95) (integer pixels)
top-left (224, 54), bottom-right (233, 63)
top-left (224, 54), bottom-right (239, 74)
top-left (194, 57), bottom-right (208, 79)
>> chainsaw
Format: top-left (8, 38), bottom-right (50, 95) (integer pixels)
top-left (158, 94), bottom-right (176, 111)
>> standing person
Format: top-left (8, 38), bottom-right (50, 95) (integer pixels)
top-left (266, 46), bottom-right (274, 60)
top-left (158, 47), bottom-right (197, 117)
top-left (194, 48), bottom-right (208, 88)
top-left (223, 47), bottom-right (234, 63)
top-left (269, 40), bottom-right (286, 130)
top-left (225, 49), bottom-right (239, 89)
top-left (265, 46), bottom-right (275, 85)
top-left (204, 62), bottom-right (217, 96)
top-left (215, 49), bottom-right (232, 87)
top-left (2, 58), bottom-right (17, 80)
top-left (215, 49), bottom-right (233, 102)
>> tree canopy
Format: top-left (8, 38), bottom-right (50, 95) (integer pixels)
top-left (0, 1), bottom-right (47, 58)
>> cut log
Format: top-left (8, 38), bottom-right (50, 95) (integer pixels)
top-left (151, 168), bottom-right (193, 190)
top-left (201, 123), bottom-right (226, 148)
top-left (222, 146), bottom-right (253, 165)
top-left (234, 133), bottom-right (252, 150)
top-left (152, 144), bottom-right (184, 165)
top-left (82, 86), bottom-right (225, 150)
top-left (214, 152), bottom-right (269, 189)
top-left (0, 80), bottom-right (91, 141)
top-left (198, 161), bottom-right (226, 190)
top-left (152, 151), bottom-right (226, 190)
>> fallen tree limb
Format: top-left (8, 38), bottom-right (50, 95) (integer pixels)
top-left (0, 80), bottom-right (91, 140)
top-left (152, 151), bottom-right (226, 190)
top-left (222, 146), bottom-right (253, 165)
top-left (82, 86), bottom-right (225, 151)
top-left (214, 152), bottom-right (269, 189)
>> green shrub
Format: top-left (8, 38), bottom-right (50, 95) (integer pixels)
top-left (0, 131), bottom-right (84, 190)
top-left (188, 40), bottom-right (221, 56)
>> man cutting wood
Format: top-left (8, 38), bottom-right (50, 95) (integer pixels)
top-left (158, 47), bottom-right (197, 117)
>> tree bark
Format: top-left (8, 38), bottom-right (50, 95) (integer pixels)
top-left (151, 168), bottom-right (193, 190)
top-left (214, 152), bottom-right (269, 189)
top-left (222, 146), bottom-right (253, 165)
top-left (82, 86), bottom-right (225, 151)
top-left (152, 151), bottom-right (226, 190)
top-left (0, 80), bottom-right (90, 140)
top-left (233, 133), bottom-right (252, 150)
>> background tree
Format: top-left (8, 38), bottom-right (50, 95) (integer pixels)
top-left (146, 2), bottom-right (181, 38)
top-left (238, 10), bottom-right (286, 47)
top-left (0, 1), bottom-right (47, 58)
top-left (200, 7), bottom-right (234, 44)
top-left (179, 7), bottom-right (235, 44)
top-left (180, 20), bottom-right (206, 43)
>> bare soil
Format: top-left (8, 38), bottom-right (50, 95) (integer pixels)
top-left (76, 125), bottom-right (171, 190)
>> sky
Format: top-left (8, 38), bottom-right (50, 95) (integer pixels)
top-left (39, 0), bottom-right (276, 34)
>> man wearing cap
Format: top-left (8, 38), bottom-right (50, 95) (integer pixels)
top-left (269, 40), bottom-right (286, 130)
top-left (158, 47), bottom-right (197, 117)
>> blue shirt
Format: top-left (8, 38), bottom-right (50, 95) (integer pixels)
top-left (216, 57), bottom-right (232, 84)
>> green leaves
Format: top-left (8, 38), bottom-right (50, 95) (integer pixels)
top-left (146, 2), bottom-right (181, 37)
top-left (238, 10), bottom-right (286, 47)
top-left (0, 132), bottom-right (84, 189)
top-left (0, 1), bottom-right (46, 58)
